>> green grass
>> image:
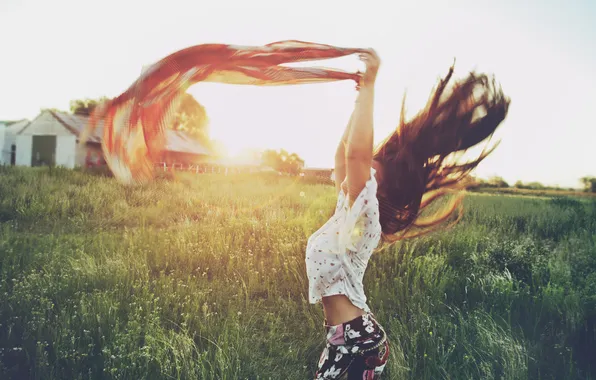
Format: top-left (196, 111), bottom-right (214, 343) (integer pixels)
top-left (1, 165), bottom-right (595, 379)
top-left (471, 185), bottom-right (596, 200)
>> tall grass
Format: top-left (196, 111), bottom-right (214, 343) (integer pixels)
top-left (0, 166), bottom-right (595, 379)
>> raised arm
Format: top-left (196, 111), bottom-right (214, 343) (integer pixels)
top-left (345, 50), bottom-right (380, 205)
top-left (334, 112), bottom-right (354, 193)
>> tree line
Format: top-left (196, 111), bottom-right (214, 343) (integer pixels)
top-left (474, 176), bottom-right (596, 193)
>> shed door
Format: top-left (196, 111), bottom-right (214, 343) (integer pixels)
top-left (31, 135), bottom-right (57, 166)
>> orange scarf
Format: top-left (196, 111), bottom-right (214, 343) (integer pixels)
top-left (81, 40), bottom-right (366, 183)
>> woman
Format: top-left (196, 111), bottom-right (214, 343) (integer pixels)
top-left (306, 50), bottom-right (510, 379)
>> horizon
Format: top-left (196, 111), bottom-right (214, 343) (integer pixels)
top-left (1, 0), bottom-right (595, 188)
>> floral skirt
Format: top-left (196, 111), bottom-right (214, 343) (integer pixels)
top-left (315, 313), bottom-right (389, 379)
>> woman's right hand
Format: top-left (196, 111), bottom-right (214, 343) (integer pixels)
top-left (358, 49), bottom-right (381, 89)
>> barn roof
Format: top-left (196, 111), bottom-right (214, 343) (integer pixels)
top-left (164, 130), bottom-right (211, 155)
top-left (0, 119), bottom-right (27, 126)
top-left (3, 119), bottom-right (31, 135)
top-left (50, 111), bottom-right (104, 144)
top-left (41, 110), bottom-right (211, 156)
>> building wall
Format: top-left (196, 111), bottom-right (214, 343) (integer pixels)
top-left (75, 143), bottom-right (104, 168)
top-left (1, 125), bottom-right (16, 165)
top-left (0, 123), bottom-right (5, 164)
top-left (161, 151), bottom-right (211, 165)
top-left (3, 135), bottom-right (16, 165)
top-left (1, 120), bottom-right (29, 165)
top-left (56, 135), bottom-right (77, 168)
top-left (15, 135), bottom-right (32, 166)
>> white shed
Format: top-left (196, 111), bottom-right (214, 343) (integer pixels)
top-left (0, 123), bottom-right (4, 161)
top-left (0, 119), bottom-right (30, 165)
top-left (13, 110), bottom-right (101, 168)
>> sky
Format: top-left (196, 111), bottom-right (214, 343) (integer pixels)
top-left (1, 0), bottom-right (595, 188)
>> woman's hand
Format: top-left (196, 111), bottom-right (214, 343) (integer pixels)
top-left (358, 49), bottom-right (381, 89)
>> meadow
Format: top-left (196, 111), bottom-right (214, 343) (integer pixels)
top-left (1, 166), bottom-right (595, 380)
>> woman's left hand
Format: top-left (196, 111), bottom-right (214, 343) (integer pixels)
top-left (358, 49), bottom-right (381, 89)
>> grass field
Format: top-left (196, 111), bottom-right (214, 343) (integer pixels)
top-left (1, 166), bottom-right (595, 379)
top-left (471, 186), bottom-right (596, 200)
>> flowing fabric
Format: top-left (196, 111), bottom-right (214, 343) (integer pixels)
top-left (81, 40), bottom-right (366, 184)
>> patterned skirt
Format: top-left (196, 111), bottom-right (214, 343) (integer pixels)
top-left (315, 313), bottom-right (389, 379)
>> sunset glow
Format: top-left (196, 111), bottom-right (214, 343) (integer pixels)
top-left (1, 0), bottom-right (594, 187)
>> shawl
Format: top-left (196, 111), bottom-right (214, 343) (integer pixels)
top-left (81, 40), bottom-right (366, 184)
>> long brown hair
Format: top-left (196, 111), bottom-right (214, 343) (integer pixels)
top-left (373, 62), bottom-right (510, 244)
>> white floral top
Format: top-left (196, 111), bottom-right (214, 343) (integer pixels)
top-left (305, 167), bottom-right (383, 313)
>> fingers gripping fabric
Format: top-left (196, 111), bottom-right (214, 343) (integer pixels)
top-left (81, 41), bottom-right (366, 184)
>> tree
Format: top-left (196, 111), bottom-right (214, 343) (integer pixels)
top-left (468, 175), bottom-right (486, 187)
top-left (488, 176), bottom-right (509, 188)
top-left (261, 149), bottom-right (305, 175)
top-left (525, 182), bottom-right (545, 190)
top-left (471, 176), bottom-right (509, 188)
top-left (70, 97), bottom-right (109, 116)
top-left (580, 177), bottom-right (596, 193)
top-left (170, 93), bottom-right (210, 145)
top-left (261, 150), bottom-right (279, 169)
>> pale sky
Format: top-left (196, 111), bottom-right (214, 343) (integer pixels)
top-left (1, 0), bottom-right (595, 188)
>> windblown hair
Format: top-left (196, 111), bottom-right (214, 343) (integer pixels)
top-left (374, 63), bottom-right (510, 244)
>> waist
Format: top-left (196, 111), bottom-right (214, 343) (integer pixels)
top-left (322, 294), bottom-right (366, 326)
